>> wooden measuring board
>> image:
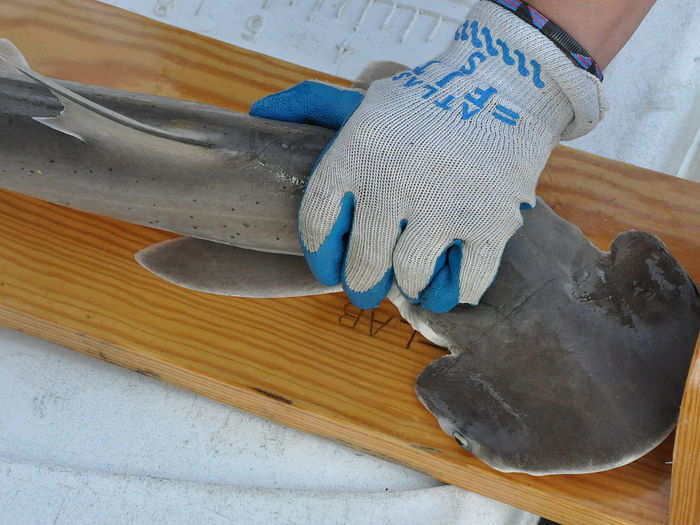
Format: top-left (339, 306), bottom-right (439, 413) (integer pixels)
top-left (2, 1), bottom-right (700, 524)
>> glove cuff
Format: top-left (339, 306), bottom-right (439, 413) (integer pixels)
top-left (484, 0), bottom-right (603, 82)
top-left (445, 1), bottom-right (606, 140)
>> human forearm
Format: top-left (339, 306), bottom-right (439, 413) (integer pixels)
top-left (528, 0), bottom-right (656, 68)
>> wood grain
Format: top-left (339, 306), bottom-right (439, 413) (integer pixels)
top-left (671, 338), bottom-right (700, 525)
top-left (0, 1), bottom-right (698, 524)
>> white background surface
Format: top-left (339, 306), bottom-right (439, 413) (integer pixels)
top-left (3, 0), bottom-right (700, 523)
top-left (0, 328), bottom-right (537, 525)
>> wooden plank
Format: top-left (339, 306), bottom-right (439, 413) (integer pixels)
top-left (670, 337), bottom-right (700, 524)
top-left (1, 1), bottom-right (698, 524)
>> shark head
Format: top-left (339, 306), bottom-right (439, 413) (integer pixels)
top-left (405, 202), bottom-right (700, 474)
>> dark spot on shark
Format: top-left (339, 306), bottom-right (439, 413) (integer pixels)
top-left (243, 223), bottom-right (250, 228)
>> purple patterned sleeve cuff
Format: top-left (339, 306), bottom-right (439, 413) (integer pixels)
top-left (484, 0), bottom-right (604, 81)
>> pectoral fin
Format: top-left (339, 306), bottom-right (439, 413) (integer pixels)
top-left (135, 237), bottom-right (341, 298)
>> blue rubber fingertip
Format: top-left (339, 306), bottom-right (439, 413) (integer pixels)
top-left (396, 245), bottom-right (450, 305)
top-left (395, 284), bottom-right (421, 304)
top-left (419, 241), bottom-right (464, 313)
top-left (302, 193), bottom-right (355, 286)
top-left (250, 81), bottom-right (364, 130)
top-left (249, 81), bottom-right (321, 122)
top-left (325, 88), bottom-right (365, 128)
top-left (344, 269), bottom-right (394, 310)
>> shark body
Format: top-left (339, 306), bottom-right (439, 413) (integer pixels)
top-left (1, 40), bottom-right (698, 475)
top-left (0, 40), bottom-right (330, 256)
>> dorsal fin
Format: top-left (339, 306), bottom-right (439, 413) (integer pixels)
top-left (0, 39), bottom-right (31, 71)
top-left (0, 39), bottom-right (212, 147)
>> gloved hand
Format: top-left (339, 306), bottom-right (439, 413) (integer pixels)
top-left (251, 1), bottom-right (604, 313)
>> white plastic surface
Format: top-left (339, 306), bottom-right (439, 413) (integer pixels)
top-left (103, 0), bottom-right (472, 80)
top-left (3, 0), bottom-right (700, 523)
top-left (2, 460), bottom-right (534, 525)
top-left (0, 328), bottom-right (538, 525)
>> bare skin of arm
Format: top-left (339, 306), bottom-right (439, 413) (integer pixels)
top-left (528, 0), bottom-right (657, 68)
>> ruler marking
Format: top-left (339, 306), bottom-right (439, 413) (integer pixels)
top-left (381, 1), bottom-right (397, 29)
top-left (354, 0), bottom-right (375, 32)
top-left (401, 7), bottom-right (419, 42)
top-left (146, 0), bottom-right (464, 44)
top-left (153, 0), bottom-right (176, 18)
top-left (336, 0), bottom-right (350, 19)
top-left (427, 14), bottom-right (442, 41)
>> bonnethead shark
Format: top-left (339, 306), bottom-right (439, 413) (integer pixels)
top-left (0, 39), bottom-right (698, 475)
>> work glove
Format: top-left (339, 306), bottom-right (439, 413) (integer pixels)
top-left (251, 1), bottom-right (604, 313)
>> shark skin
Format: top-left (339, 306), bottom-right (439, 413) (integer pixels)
top-left (0, 40), bottom-right (331, 256)
top-left (1, 40), bottom-right (699, 475)
top-left (391, 204), bottom-right (700, 475)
